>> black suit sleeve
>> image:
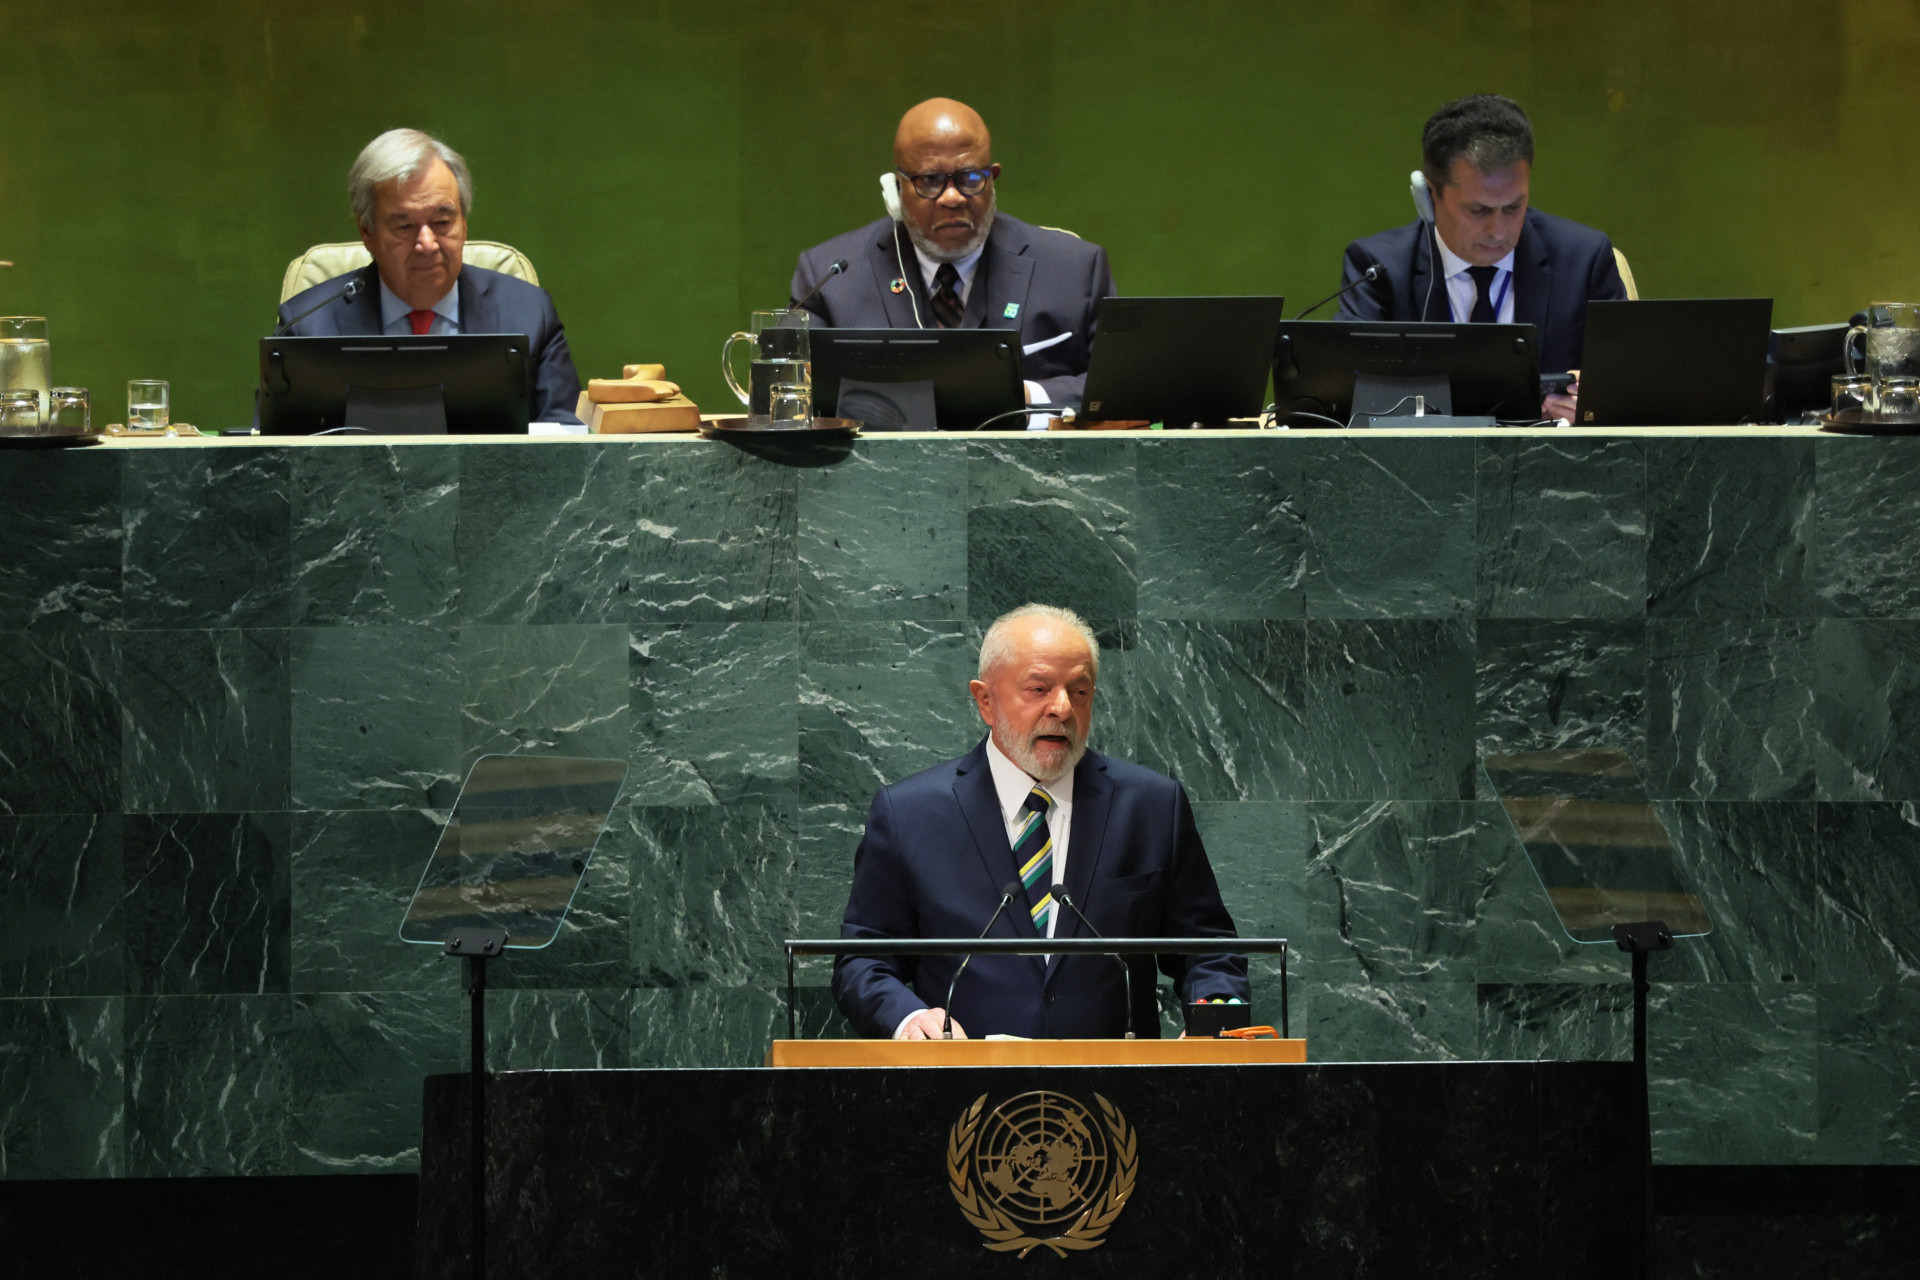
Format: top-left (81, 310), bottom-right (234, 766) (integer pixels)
top-left (1334, 239), bottom-right (1394, 323)
top-left (1030, 242), bottom-right (1116, 406)
top-left (528, 293), bottom-right (583, 424)
top-left (831, 787), bottom-right (929, 1038)
top-left (1154, 782), bottom-right (1250, 1003)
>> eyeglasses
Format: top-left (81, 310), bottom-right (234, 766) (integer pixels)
top-left (897, 167), bottom-right (993, 199)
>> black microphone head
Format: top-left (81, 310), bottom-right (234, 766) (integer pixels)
top-left (1054, 889), bottom-right (1076, 908)
top-left (830, 258), bottom-right (849, 276)
top-left (341, 279), bottom-right (362, 301)
top-left (1000, 879), bottom-right (1023, 900)
top-left (1364, 265), bottom-right (1381, 282)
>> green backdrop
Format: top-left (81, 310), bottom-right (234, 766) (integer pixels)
top-left (1, 0), bottom-right (1912, 425)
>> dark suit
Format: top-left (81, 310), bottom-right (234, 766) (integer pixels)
top-left (832, 740), bottom-right (1248, 1039)
top-left (1336, 208), bottom-right (1628, 374)
top-left (276, 263), bottom-right (583, 424)
top-left (790, 213), bottom-right (1116, 405)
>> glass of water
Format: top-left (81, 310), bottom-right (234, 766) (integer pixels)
top-left (1, 388), bottom-right (42, 432)
top-left (127, 380), bottom-right (170, 430)
top-left (48, 387), bottom-right (90, 434)
top-left (769, 381), bottom-right (812, 427)
top-left (0, 316), bottom-right (51, 423)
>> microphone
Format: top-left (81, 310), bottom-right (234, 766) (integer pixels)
top-left (942, 879), bottom-right (1023, 1039)
top-left (273, 277), bottom-right (364, 336)
top-left (1293, 265), bottom-right (1381, 320)
top-left (792, 258), bottom-right (849, 312)
top-left (1052, 890), bottom-right (1134, 1040)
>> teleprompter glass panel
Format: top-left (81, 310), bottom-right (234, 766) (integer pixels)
top-left (1483, 748), bottom-right (1711, 945)
top-left (399, 754), bottom-right (627, 949)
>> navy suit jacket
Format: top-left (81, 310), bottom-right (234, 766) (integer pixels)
top-left (1335, 207), bottom-right (1627, 374)
top-left (276, 262), bottom-right (583, 424)
top-left (790, 213), bottom-right (1116, 406)
top-left (832, 740), bottom-right (1248, 1039)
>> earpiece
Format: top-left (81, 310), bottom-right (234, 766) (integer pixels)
top-left (1410, 170), bottom-right (1435, 223)
top-left (878, 171), bottom-right (923, 329)
top-left (880, 172), bottom-right (904, 223)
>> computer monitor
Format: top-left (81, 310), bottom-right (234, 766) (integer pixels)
top-left (811, 329), bottom-right (1024, 430)
top-left (1574, 299), bottom-right (1773, 426)
top-left (1272, 320), bottom-right (1542, 426)
top-left (257, 334), bottom-right (533, 435)
top-left (1765, 321), bottom-right (1848, 422)
top-left (1080, 296), bottom-right (1286, 426)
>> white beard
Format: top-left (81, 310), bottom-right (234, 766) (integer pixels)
top-left (904, 193), bottom-right (996, 264)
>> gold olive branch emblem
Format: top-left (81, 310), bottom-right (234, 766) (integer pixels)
top-left (946, 1092), bottom-right (1138, 1258)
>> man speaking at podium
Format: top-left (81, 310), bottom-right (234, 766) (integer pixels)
top-left (832, 604), bottom-right (1247, 1040)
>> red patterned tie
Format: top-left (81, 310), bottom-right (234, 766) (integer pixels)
top-left (407, 309), bottom-right (435, 335)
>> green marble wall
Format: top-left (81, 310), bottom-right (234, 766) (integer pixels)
top-left (2, 433), bottom-right (1918, 1180)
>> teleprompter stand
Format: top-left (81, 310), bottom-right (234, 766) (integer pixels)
top-left (400, 755), bottom-right (628, 1280)
top-left (1485, 750), bottom-right (1711, 1280)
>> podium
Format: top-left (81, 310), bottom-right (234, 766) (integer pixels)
top-left (766, 1037), bottom-right (1306, 1067)
top-left (417, 1058), bottom-right (1642, 1278)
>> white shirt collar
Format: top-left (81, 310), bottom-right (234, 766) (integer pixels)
top-left (913, 241), bottom-right (987, 304)
top-left (377, 274), bottom-right (460, 331)
top-left (984, 733), bottom-right (1074, 825)
top-left (1434, 235), bottom-right (1515, 282)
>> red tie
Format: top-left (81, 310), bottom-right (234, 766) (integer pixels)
top-left (407, 309), bottom-right (436, 335)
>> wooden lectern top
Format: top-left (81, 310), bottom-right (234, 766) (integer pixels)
top-left (766, 1037), bottom-right (1306, 1068)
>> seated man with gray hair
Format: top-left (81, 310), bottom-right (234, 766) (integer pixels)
top-left (276, 127), bottom-right (582, 424)
top-left (833, 603), bottom-right (1247, 1040)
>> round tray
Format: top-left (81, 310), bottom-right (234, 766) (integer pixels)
top-left (700, 415), bottom-right (862, 440)
top-left (0, 430), bottom-right (101, 449)
top-left (1818, 408), bottom-right (1920, 435)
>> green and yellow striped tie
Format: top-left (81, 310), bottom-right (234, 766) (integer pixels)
top-left (1013, 785), bottom-right (1056, 934)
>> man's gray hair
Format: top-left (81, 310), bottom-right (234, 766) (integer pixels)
top-left (348, 128), bottom-right (474, 230)
top-left (977, 604), bottom-right (1101, 680)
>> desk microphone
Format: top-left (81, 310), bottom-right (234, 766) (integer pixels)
top-left (1292, 265), bottom-right (1381, 320)
top-left (792, 258), bottom-right (849, 312)
top-left (273, 277), bottom-right (364, 335)
top-left (943, 879), bottom-right (1023, 1039)
top-left (1052, 891), bottom-right (1135, 1040)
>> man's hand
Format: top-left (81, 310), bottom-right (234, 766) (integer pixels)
top-left (896, 1008), bottom-right (965, 1040)
top-left (1543, 371), bottom-right (1580, 424)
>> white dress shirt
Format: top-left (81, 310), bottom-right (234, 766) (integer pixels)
top-left (377, 276), bottom-right (460, 336)
top-left (1435, 237), bottom-right (1515, 325)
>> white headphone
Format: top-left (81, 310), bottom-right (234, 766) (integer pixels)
top-left (1411, 170), bottom-right (1440, 321)
top-left (878, 172), bottom-right (924, 329)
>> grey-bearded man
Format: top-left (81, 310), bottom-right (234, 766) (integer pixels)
top-left (789, 98), bottom-right (1116, 409)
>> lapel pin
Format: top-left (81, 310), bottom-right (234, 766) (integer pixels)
top-left (1003, 302), bottom-right (1020, 319)
top-left (890, 278), bottom-right (907, 294)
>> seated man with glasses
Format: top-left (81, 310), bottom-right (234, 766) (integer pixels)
top-left (790, 97), bottom-right (1116, 411)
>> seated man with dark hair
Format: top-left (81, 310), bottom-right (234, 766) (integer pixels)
top-left (1336, 93), bottom-right (1627, 421)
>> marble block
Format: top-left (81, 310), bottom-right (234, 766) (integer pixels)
top-left (121, 812), bottom-right (290, 997)
top-left (1647, 437), bottom-right (1818, 620)
top-left (1301, 437), bottom-right (1474, 618)
top-left (1134, 437), bottom-right (1306, 621)
top-left (289, 808), bottom-right (457, 996)
top-left (628, 621), bottom-right (798, 805)
top-left (628, 444), bottom-right (798, 622)
top-left (457, 624), bottom-right (631, 765)
top-left (1476, 619), bottom-right (1649, 785)
top-left (1303, 618), bottom-right (1476, 800)
top-left (119, 628), bottom-right (291, 814)
top-left (1815, 983), bottom-right (1920, 1163)
top-left (627, 801), bottom-right (798, 988)
top-left (289, 625), bottom-right (462, 810)
top-left (122, 449), bottom-right (291, 629)
top-left (289, 445), bottom-right (458, 626)
top-left (0, 813), bottom-right (124, 998)
top-left (0, 631), bottom-right (120, 817)
top-left (1812, 802), bottom-right (1920, 984)
top-left (1130, 620), bottom-right (1309, 801)
top-left (1650, 982), bottom-right (1816, 1165)
top-left (966, 437), bottom-right (1136, 624)
top-left (1812, 436), bottom-right (1920, 618)
top-left (1648, 618), bottom-right (1817, 801)
top-left (0, 448), bottom-right (121, 631)
top-left (454, 443), bottom-right (631, 624)
top-left (0, 996), bottom-right (123, 1179)
top-left (795, 441), bottom-right (967, 620)
top-left (1814, 619), bottom-right (1920, 801)
top-left (1477, 435), bottom-right (1647, 619)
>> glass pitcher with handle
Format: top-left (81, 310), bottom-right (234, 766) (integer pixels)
top-left (722, 309), bottom-right (811, 426)
top-left (0, 317), bottom-right (51, 425)
top-left (1845, 303), bottom-right (1920, 417)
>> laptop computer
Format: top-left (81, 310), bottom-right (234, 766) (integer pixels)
top-left (1081, 296), bottom-right (1285, 426)
top-left (1574, 299), bottom-right (1773, 426)
top-left (811, 328), bottom-right (1024, 430)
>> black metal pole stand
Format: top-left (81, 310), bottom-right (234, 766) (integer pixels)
top-left (1613, 920), bottom-right (1673, 1280)
top-left (445, 927), bottom-right (507, 1280)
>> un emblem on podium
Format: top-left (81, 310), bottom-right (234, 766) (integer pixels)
top-left (946, 1091), bottom-right (1138, 1257)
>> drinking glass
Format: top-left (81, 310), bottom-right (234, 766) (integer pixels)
top-left (128, 380), bottom-right (170, 430)
top-left (0, 316), bottom-right (51, 423)
top-left (1, 388), bottom-right (42, 432)
top-left (48, 386), bottom-right (90, 433)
